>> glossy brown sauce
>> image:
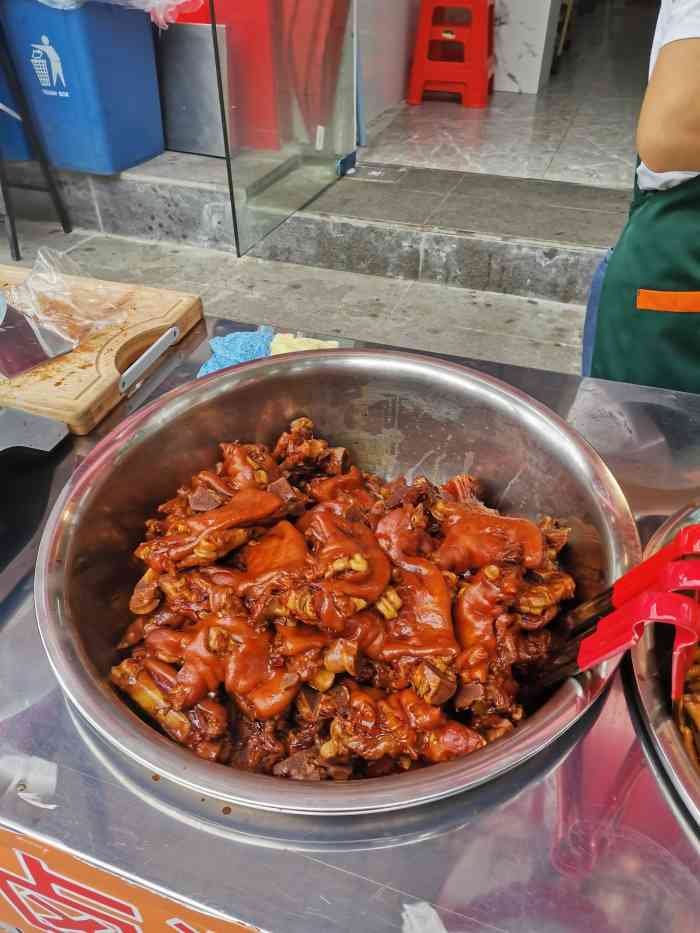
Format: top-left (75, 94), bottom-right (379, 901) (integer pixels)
top-left (111, 418), bottom-right (574, 780)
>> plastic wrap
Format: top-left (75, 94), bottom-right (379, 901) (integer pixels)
top-left (93, 0), bottom-right (204, 27)
top-left (7, 248), bottom-right (129, 348)
top-left (37, 0), bottom-right (204, 27)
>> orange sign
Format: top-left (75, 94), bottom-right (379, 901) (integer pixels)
top-left (0, 826), bottom-right (257, 933)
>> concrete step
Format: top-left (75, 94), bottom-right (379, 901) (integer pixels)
top-left (2, 149), bottom-right (312, 252)
top-left (0, 223), bottom-right (584, 376)
top-left (13, 220), bottom-right (586, 376)
top-left (252, 163), bottom-right (628, 304)
top-left (3, 159), bottom-right (625, 308)
top-left (203, 257), bottom-right (585, 376)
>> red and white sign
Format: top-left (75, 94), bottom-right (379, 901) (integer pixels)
top-left (0, 827), bottom-right (255, 933)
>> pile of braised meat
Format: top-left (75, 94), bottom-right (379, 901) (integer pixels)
top-left (111, 418), bottom-right (575, 781)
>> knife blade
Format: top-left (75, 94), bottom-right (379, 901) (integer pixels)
top-left (0, 293), bottom-right (75, 379)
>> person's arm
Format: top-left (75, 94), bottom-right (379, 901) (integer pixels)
top-left (637, 38), bottom-right (700, 173)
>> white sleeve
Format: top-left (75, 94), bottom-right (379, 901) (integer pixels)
top-left (661, 0), bottom-right (700, 47)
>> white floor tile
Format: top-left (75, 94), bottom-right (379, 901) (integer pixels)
top-left (362, 2), bottom-right (657, 189)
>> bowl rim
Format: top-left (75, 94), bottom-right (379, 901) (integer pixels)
top-left (35, 348), bottom-right (641, 814)
top-left (630, 503), bottom-right (700, 830)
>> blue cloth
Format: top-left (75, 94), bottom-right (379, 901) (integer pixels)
top-left (582, 249), bottom-right (612, 377)
top-left (197, 327), bottom-right (274, 378)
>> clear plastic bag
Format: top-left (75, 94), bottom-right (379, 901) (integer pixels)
top-left (89, 0), bottom-right (204, 28)
top-left (37, 0), bottom-right (204, 27)
top-left (7, 248), bottom-right (130, 348)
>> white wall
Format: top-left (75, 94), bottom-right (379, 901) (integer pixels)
top-left (494, 0), bottom-right (562, 93)
top-left (358, 0), bottom-right (421, 123)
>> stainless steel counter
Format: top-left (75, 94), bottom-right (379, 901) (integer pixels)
top-left (2, 317), bottom-right (700, 933)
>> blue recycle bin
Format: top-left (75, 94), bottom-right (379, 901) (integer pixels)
top-left (0, 0), bottom-right (164, 174)
top-left (0, 66), bottom-right (32, 161)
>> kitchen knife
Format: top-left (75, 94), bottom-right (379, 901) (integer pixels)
top-left (0, 293), bottom-right (74, 379)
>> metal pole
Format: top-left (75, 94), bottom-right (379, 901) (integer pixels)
top-left (209, 0), bottom-right (242, 257)
top-left (0, 16), bottom-right (71, 236)
top-left (0, 157), bottom-right (21, 260)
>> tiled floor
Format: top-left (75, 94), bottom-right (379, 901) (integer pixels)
top-left (316, 166), bottom-right (630, 248)
top-left (0, 219), bottom-right (584, 375)
top-left (362, 1), bottom-right (655, 189)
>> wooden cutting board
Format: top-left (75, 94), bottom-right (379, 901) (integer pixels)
top-left (0, 265), bottom-right (202, 435)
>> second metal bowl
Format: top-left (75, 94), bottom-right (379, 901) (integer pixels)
top-left (631, 504), bottom-right (700, 832)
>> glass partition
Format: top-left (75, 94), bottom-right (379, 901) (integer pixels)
top-left (172, 0), bottom-right (356, 255)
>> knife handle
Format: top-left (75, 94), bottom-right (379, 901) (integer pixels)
top-left (119, 327), bottom-right (180, 394)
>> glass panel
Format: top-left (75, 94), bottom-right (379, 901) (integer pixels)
top-left (212, 0), bottom-right (356, 255)
top-left (157, 20), bottom-right (228, 159)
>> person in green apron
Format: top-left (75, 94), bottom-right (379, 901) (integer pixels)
top-left (583, 3), bottom-right (700, 393)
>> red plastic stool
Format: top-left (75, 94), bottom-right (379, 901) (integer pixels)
top-left (407, 1), bottom-right (495, 108)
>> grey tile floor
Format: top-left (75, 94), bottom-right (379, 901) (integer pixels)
top-left (362, 1), bottom-right (655, 189)
top-left (0, 219), bottom-right (584, 375)
top-left (317, 167), bottom-right (629, 248)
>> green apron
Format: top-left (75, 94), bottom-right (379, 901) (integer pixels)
top-left (591, 171), bottom-right (700, 393)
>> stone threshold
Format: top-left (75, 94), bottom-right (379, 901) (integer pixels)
top-left (3, 158), bottom-right (624, 304)
top-left (248, 164), bottom-right (628, 304)
top-left (251, 209), bottom-right (605, 305)
top-left (3, 149), bottom-right (304, 252)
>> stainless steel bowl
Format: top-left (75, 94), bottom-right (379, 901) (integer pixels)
top-left (36, 350), bottom-right (641, 815)
top-left (631, 503), bottom-right (700, 829)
